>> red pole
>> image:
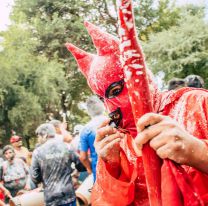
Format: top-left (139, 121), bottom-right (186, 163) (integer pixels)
top-left (117, 0), bottom-right (162, 205)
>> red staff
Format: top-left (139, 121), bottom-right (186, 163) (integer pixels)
top-left (117, 0), bottom-right (203, 205)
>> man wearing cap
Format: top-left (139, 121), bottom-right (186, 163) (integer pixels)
top-left (0, 145), bottom-right (30, 199)
top-left (70, 124), bottom-right (84, 153)
top-left (10, 135), bottom-right (30, 165)
top-left (79, 96), bottom-right (107, 182)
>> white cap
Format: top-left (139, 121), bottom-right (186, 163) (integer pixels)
top-left (73, 124), bottom-right (84, 134)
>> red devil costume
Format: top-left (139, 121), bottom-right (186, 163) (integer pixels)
top-left (66, 0), bottom-right (208, 205)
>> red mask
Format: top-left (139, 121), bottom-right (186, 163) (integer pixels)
top-left (66, 22), bottom-right (159, 137)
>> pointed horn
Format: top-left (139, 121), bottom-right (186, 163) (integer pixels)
top-left (84, 21), bottom-right (119, 56)
top-left (65, 43), bottom-right (94, 77)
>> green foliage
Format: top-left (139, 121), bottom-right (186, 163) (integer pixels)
top-left (0, 23), bottom-right (68, 144)
top-left (12, 0), bottom-right (95, 99)
top-left (143, 8), bottom-right (208, 87)
top-left (134, 0), bottom-right (180, 41)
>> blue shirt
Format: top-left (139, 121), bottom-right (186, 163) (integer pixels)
top-left (79, 115), bottom-right (107, 181)
top-left (80, 127), bottom-right (97, 161)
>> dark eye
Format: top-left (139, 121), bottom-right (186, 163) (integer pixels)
top-left (105, 80), bottom-right (124, 99)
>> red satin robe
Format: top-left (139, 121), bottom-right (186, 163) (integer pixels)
top-left (92, 88), bottom-right (208, 206)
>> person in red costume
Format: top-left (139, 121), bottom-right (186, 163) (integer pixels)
top-left (66, 1), bottom-right (208, 205)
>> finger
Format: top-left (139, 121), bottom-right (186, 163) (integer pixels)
top-left (96, 125), bottom-right (117, 142)
top-left (102, 137), bottom-right (121, 152)
top-left (155, 144), bottom-right (172, 159)
top-left (137, 113), bottom-right (165, 133)
top-left (149, 130), bottom-right (174, 150)
top-left (135, 123), bottom-right (164, 147)
top-left (99, 132), bottom-right (124, 149)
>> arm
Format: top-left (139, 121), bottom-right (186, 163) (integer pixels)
top-left (79, 151), bottom-right (92, 174)
top-left (30, 151), bottom-right (42, 184)
top-left (68, 150), bottom-right (86, 172)
top-left (79, 128), bottom-right (93, 174)
top-left (0, 200), bottom-right (5, 206)
top-left (0, 184), bottom-right (11, 199)
top-left (21, 159), bottom-right (31, 190)
top-left (25, 148), bottom-right (32, 166)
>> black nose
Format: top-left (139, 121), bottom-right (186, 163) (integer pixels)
top-left (108, 108), bottom-right (122, 127)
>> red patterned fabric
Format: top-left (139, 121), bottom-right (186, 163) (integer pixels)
top-left (116, 0), bottom-right (204, 205)
top-left (92, 88), bottom-right (208, 206)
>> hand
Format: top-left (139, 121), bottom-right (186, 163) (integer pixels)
top-left (95, 119), bottom-right (125, 164)
top-left (135, 113), bottom-right (206, 168)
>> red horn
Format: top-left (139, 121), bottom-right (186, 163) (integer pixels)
top-left (65, 43), bottom-right (94, 78)
top-left (84, 21), bottom-right (119, 56)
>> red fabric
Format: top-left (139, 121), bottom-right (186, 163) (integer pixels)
top-left (92, 88), bottom-right (208, 205)
top-left (0, 189), bottom-right (4, 202)
top-left (117, 0), bottom-right (204, 205)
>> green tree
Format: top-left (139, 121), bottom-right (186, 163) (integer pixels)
top-left (0, 24), bottom-right (67, 146)
top-left (143, 8), bottom-right (208, 88)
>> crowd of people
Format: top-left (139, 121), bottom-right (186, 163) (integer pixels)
top-left (0, 95), bottom-right (105, 206)
top-left (167, 74), bottom-right (205, 91)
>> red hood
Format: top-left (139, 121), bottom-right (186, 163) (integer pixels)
top-left (66, 22), bottom-right (161, 137)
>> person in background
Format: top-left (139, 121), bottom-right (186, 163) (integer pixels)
top-left (10, 135), bottom-right (30, 165)
top-left (49, 120), bottom-right (73, 143)
top-left (31, 123), bottom-right (86, 206)
top-left (0, 145), bottom-right (30, 199)
top-left (167, 78), bottom-right (186, 91)
top-left (79, 96), bottom-right (107, 182)
top-left (70, 124), bottom-right (84, 153)
top-left (185, 74), bottom-right (205, 88)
